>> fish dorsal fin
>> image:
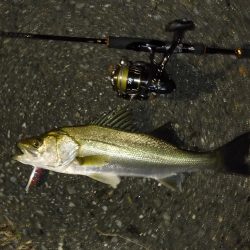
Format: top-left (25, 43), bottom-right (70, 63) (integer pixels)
top-left (91, 107), bottom-right (137, 132)
top-left (87, 173), bottom-right (121, 188)
top-left (149, 122), bottom-right (184, 148)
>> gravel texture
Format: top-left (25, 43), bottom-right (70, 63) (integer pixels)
top-left (0, 1), bottom-right (250, 249)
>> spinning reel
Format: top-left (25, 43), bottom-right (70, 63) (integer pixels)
top-left (110, 19), bottom-right (194, 99)
top-left (1, 19), bottom-right (249, 100)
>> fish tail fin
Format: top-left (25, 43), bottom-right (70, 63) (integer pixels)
top-left (214, 132), bottom-right (250, 174)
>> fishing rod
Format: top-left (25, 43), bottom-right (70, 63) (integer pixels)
top-left (1, 19), bottom-right (249, 99)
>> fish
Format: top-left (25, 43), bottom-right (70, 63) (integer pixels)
top-left (14, 108), bottom-right (250, 191)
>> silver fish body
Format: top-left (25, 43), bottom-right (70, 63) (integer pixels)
top-left (61, 125), bottom-right (216, 178)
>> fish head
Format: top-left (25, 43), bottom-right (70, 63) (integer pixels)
top-left (14, 130), bottom-right (79, 171)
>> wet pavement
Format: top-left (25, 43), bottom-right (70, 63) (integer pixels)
top-left (0, 1), bottom-right (250, 249)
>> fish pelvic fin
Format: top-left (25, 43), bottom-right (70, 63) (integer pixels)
top-left (214, 132), bottom-right (250, 174)
top-left (87, 173), bottom-right (121, 188)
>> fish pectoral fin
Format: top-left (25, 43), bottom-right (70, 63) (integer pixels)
top-left (87, 173), bottom-right (121, 188)
top-left (76, 155), bottom-right (109, 167)
top-left (157, 173), bottom-right (185, 192)
top-left (76, 156), bottom-right (119, 187)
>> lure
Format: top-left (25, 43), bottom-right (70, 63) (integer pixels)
top-left (25, 167), bottom-right (48, 192)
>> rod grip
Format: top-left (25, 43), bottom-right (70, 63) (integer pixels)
top-left (107, 36), bottom-right (165, 51)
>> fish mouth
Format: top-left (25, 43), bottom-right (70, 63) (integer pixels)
top-left (15, 143), bottom-right (37, 157)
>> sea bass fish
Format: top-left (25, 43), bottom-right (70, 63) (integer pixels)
top-left (14, 108), bottom-right (250, 190)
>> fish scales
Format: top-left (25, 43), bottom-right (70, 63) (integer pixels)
top-left (62, 125), bottom-right (215, 168)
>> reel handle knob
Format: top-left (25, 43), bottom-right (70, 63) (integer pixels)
top-left (166, 19), bottom-right (195, 32)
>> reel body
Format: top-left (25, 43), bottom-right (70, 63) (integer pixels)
top-left (111, 59), bottom-right (175, 99)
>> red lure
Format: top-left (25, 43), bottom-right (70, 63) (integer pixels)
top-left (25, 167), bottom-right (48, 192)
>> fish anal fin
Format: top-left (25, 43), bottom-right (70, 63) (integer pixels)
top-left (76, 155), bottom-right (109, 167)
top-left (87, 173), bottom-right (121, 188)
top-left (157, 174), bottom-right (185, 192)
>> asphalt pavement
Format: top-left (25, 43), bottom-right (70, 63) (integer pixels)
top-left (0, 1), bottom-right (250, 249)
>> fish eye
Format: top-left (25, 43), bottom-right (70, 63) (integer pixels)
top-left (31, 139), bottom-right (42, 148)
